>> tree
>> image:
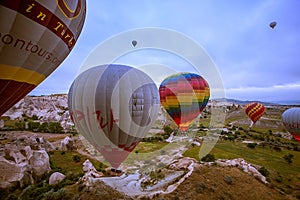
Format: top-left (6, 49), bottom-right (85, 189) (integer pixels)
top-left (28, 121), bottom-right (40, 132)
top-left (283, 153), bottom-right (294, 164)
top-left (163, 125), bottom-right (173, 135)
top-left (39, 122), bottom-right (49, 132)
top-left (48, 122), bottom-right (63, 133)
top-left (14, 121), bottom-right (25, 130)
top-left (201, 154), bottom-right (215, 162)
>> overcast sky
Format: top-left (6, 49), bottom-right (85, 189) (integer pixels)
top-left (30, 0), bottom-right (300, 104)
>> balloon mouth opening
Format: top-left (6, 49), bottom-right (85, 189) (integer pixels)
top-left (179, 127), bottom-right (189, 132)
top-left (291, 133), bottom-right (300, 142)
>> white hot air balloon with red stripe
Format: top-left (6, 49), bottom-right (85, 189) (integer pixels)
top-left (68, 64), bottom-right (160, 169)
top-left (282, 107), bottom-right (300, 142)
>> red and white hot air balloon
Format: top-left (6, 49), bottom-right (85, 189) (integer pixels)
top-left (0, 0), bottom-right (86, 115)
top-left (282, 107), bottom-right (300, 142)
top-left (68, 64), bottom-right (160, 169)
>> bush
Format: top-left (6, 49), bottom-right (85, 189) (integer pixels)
top-left (273, 146), bottom-right (282, 152)
top-left (163, 125), bottom-right (173, 135)
top-left (28, 121), bottom-right (40, 131)
top-left (283, 153), bottom-right (294, 164)
top-left (258, 166), bottom-right (269, 177)
top-left (201, 154), bottom-right (215, 162)
top-left (72, 155), bottom-right (81, 163)
top-left (39, 122), bottom-right (49, 132)
top-left (224, 175), bottom-right (234, 185)
top-left (14, 121), bottom-right (26, 131)
top-left (32, 115), bottom-right (39, 120)
top-left (48, 122), bottom-right (63, 133)
top-left (247, 143), bottom-right (257, 149)
top-left (196, 182), bottom-right (206, 193)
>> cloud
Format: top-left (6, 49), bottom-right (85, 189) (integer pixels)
top-left (27, 0), bottom-right (300, 104)
top-left (225, 82), bottom-right (300, 102)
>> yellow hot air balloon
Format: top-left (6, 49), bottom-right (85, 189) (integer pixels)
top-left (0, 0), bottom-right (86, 115)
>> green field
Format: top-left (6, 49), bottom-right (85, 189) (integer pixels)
top-left (49, 150), bottom-right (107, 175)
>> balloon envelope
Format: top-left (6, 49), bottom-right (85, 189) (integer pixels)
top-left (282, 107), bottom-right (300, 142)
top-left (159, 72), bottom-right (210, 131)
top-left (269, 21), bottom-right (277, 29)
top-left (68, 64), bottom-right (160, 168)
top-left (0, 0), bottom-right (86, 115)
top-left (244, 102), bottom-right (265, 124)
top-left (132, 40), bottom-right (137, 47)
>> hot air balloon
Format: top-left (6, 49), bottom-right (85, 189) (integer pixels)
top-left (68, 64), bottom-right (160, 169)
top-left (159, 72), bottom-right (210, 132)
top-left (244, 102), bottom-right (265, 127)
top-left (0, 0), bottom-right (86, 116)
top-left (282, 107), bottom-right (300, 142)
top-left (132, 40), bottom-right (137, 47)
top-left (269, 21), bottom-right (277, 29)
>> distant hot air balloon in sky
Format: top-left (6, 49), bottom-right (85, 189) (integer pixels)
top-left (159, 72), bottom-right (210, 132)
top-left (0, 0), bottom-right (86, 116)
top-left (68, 64), bottom-right (160, 168)
top-left (269, 21), bottom-right (277, 29)
top-left (282, 107), bottom-right (300, 142)
top-left (132, 40), bottom-right (137, 47)
top-left (244, 102), bottom-right (265, 127)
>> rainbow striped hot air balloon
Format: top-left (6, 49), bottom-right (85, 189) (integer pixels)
top-left (159, 72), bottom-right (210, 132)
top-left (0, 0), bottom-right (86, 116)
top-left (244, 102), bottom-right (265, 127)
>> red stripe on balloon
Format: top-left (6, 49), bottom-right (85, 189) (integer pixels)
top-left (0, 79), bottom-right (35, 116)
top-left (1, 0), bottom-right (76, 50)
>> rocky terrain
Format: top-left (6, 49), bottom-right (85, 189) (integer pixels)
top-left (2, 94), bottom-right (73, 131)
top-left (0, 95), bottom-right (299, 199)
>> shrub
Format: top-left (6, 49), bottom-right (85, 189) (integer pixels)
top-left (258, 166), bottom-right (270, 177)
top-left (28, 121), bottom-right (40, 131)
top-left (48, 122), bottom-right (63, 133)
top-left (201, 154), bottom-right (215, 162)
top-left (39, 122), bottom-right (49, 132)
top-left (224, 175), bottom-right (234, 185)
top-left (247, 143), bottom-right (257, 149)
top-left (283, 153), bottom-right (294, 164)
top-left (275, 175), bottom-right (283, 183)
top-left (32, 115), bottom-right (39, 120)
top-left (14, 121), bottom-right (26, 131)
top-left (163, 125), bottom-right (173, 135)
top-left (273, 146), bottom-right (282, 152)
top-left (72, 155), bottom-right (81, 163)
top-left (196, 182), bottom-right (206, 193)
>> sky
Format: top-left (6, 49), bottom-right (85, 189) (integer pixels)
top-left (30, 0), bottom-right (300, 104)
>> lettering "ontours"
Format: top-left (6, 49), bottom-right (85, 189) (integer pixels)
top-left (0, 32), bottom-right (61, 66)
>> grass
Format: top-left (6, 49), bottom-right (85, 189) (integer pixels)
top-left (184, 140), bottom-right (300, 195)
top-left (49, 150), bottom-right (107, 175)
top-left (134, 141), bottom-right (169, 153)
